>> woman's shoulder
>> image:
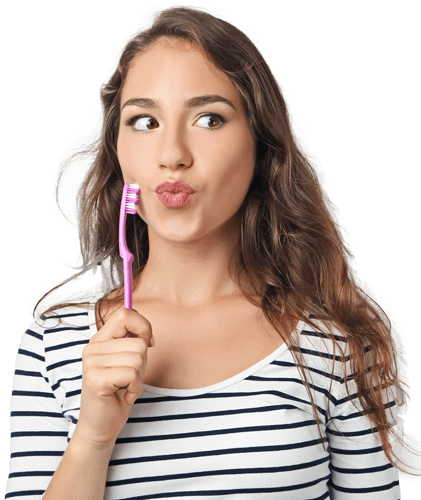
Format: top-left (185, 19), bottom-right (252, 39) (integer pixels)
top-left (293, 316), bottom-right (352, 379)
top-left (23, 302), bottom-right (97, 349)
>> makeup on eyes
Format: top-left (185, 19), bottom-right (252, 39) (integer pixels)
top-left (125, 112), bottom-right (227, 131)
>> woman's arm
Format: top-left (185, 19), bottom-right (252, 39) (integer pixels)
top-left (326, 366), bottom-right (401, 499)
top-left (42, 427), bottom-right (115, 500)
top-left (5, 327), bottom-right (69, 498)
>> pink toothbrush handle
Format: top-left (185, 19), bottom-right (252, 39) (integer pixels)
top-left (119, 182), bottom-right (139, 337)
top-left (123, 256), bottom-right (134, 310)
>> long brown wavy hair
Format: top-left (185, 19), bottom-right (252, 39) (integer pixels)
top-left (34, 6), bottom-right (419, 475)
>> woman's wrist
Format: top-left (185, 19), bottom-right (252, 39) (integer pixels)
top-left (72, 421), bottom-right (118, 454)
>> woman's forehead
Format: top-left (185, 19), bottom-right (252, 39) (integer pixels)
top-left (121, 43), bottom-right (241, 112)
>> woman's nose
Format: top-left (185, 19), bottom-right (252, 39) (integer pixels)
top-left (156, 127), bottom-right (192, 171)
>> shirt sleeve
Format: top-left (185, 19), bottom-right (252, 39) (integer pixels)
top-left (326, 349), bottom-right (401, 499)
top-left (4, 324), bottom-right (71, 499)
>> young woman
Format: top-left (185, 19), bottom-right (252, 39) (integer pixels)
top-left (5, 6), bottom-right (417, 499)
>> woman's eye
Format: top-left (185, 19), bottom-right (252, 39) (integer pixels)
top-left (196, 114), bottom-right (226, 129)
top-left (130, 116), bottom-right (158, 131)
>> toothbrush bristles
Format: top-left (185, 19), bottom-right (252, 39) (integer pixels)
top-left (126, 183), bottom-right (140, 214)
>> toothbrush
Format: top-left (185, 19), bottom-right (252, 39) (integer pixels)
top-left (119, 183), bottom-right (141, 336)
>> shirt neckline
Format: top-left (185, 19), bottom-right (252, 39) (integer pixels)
top-left (87, 302), bottom-right (304, 397)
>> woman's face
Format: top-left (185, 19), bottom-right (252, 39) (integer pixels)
top-left (117, 38), bottom-right (256, 244)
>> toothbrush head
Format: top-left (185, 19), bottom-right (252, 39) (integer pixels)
top-left (119, 183), bottom-right (141, 260)
top-left (125, 183), bottom-right (141, 214)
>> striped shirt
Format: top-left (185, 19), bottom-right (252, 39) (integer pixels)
top-left (5, 303), bottom-right (400, 499)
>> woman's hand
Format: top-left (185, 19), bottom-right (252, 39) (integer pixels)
top-left (74, 306), bottom-right (155, 448)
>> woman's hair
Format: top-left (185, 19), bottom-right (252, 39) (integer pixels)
top-left (34, 6), bottom-right (418, 474)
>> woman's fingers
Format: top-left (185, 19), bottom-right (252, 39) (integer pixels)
top-left (90, 306), bottom-right (154, 346)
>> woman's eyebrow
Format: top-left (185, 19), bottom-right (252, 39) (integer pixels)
top-left (121, 94), bottom-right (237, 112)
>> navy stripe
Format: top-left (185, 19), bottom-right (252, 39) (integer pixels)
top-left (12, 390), bottom-right (55, 399)
top-left (8, 471), bottom-right (54, 478)
top-left (11, 411), bottom-right (63, 418)
top-left (106, 473), bottom-right (331, 494)
top-left (44, 325), bottom-right (90, 334)
top-left (43, 311), bottom-right (89, 319)
top-left (109, 456), bottom-right (330, 482)
top-left (109, 439), bottom-right (329, 467)
top-left (301, 329), bottom-right (348, 343)
top-left (331, 462), bottom-right (394, 474)
top-left (116, 419), bottom-right (318, 444)
top-left (18, 349), bottom-right (44, 363)
top-left (11, 431), bottom-right (68, 438)
top-left (45, 339), bottom-right (89, 352)
top-left (25, 329), bottom-right (43, 341)
top-left (127, 402), bottom-right (327, 423)
top-left (5, 490), bottom-right (46, 498)
top-left (14, 369), bottom-right (43, 378)
top-left (290, 345), bottom-right (351, 363)
top-left (46, 357), bottom-right (81, 371)
top-left (331, 479), bottom-right (399, 494)
top-left (52, 373), bottom-right (82, 391)
top-left (330, 445), bottom-right (384, 455)
top-left (65, 389), bottom-right (81, 398)
top-left (11, 451), bottom-right (64, 458)
top-left (272, 358), bottom-right (351, 384)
